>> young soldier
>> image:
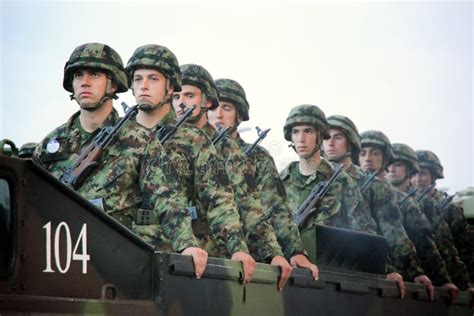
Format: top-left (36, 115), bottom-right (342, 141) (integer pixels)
top-left (280, 105), bottom-right (378, 236)
top-left (322, 115), bottom-right (419, 298)
top-left (33, 43), bottom-right (207, 278)
top-left (209, 78), bottom-right (319, 280)
top-left (172, 64), bottom-right (292, 290)
top-left (386, 143), bottom-right (459, 300)
top-left (413, 150), bottom-right (474, 282)
top-left (406, 150), bottom-right (473, 292)
top-left (358, 131), bottom-right (434, 300)
top-left (125, 45), bottom-right (254, 283)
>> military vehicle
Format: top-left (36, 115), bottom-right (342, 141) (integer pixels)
top-left (0, 152), bottom-right (472, 315)
top-left (455, 187), bottom-right (474, 226)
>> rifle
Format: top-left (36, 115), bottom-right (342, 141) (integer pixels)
top-left (60, 104), bottom-right (140, 189)
top-left (294, 163), bottom-right (344, 228)
top-left (439, 194), bottom-right (455, 210)
top-left (245, 127), bottom-right (271, 156)
top-left (156, 105), bottom-right (196, 145)
top-left (399, 187), bottom-right (417, 207)
top-left (415, 184), bottom-right (436, 203)
top-left (360, 171), bottom-right (378, 193)
top-left (212, 123), bottom-right (231, 146)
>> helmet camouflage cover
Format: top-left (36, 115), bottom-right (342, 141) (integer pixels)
top-left (18, 142), bottom-right (38, 159)
top-left (416, 150), bottom-right (444, 179)
top-left (214, 78), bottom-right (249, 121)
top-left (360, 130), bottom-right (395, 166)
top-left (284, 104), bottom-right (330, 142)
top-left (327, 115), bottom-right (361, 153)
top-left (126, 44), bottom-right (182, 92)
top-left (391, 143), bottom-right (420, 176)
top-left (63, 43), bottom-right (128, 94)
top-left (181, 64), bottom-right (219, 110)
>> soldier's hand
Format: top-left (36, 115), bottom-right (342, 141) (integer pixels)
top-left (231, 251), bottom-right (256, 284)
top-left (442, 282), bottom-right (459, 304)
top-left (271, 255), bottom-right (292, 291)
top-left (387, 272), bottom-right (405, 299)
top-left (414, 274), bottom-right (434, 302)
top-left (290, 254), bottom-right (319, 281)
top-left (182, 247), bottom-right (208, 279)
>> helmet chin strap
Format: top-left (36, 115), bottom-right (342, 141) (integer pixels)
top-left (71, 78), bottom-right (116, 112)
top-left (135, 79), bottom-right (172, 112)
top-left (187, 93), bottom-right (208, 124)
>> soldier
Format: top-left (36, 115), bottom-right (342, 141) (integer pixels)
top-left (280, 105), bottom-right (378, 239)
top-left (358, 131), bottom-right (434, 300)
top-left (209, 78), bottom-right (319, 280)
top-left (171, 64), bottom-right (292, 290)
top-left (322, 115), bottom-right (422, 298)
top-left (386, 143), bottom-right (459, 300)
top-left (33, 43), bottom-right (207, 278)
top-left (409, 150), bottom-right (473, 291)
top-left (126, 47), bottom-right (256, 284)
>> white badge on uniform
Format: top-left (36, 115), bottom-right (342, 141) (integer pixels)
top-left (46, 139), bottom-right (60, 153)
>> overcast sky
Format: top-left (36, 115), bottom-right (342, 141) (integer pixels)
top-left (1, 0), bottom-right (472, 193)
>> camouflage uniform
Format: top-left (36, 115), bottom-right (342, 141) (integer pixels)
top-left (201, 121), bottom-right (283, 262)
top-left (176, 65), bottom-right (282, 262)
top-left (33, 43), bottom-right (199, 253)
top-left (215, 78), bottom-right (307, 260)
top-left (387, 143), bottom-right (452, 285)
top-left (280, 105), bottom-right (378, 236)
top-left (327, 117), bottom-right (424, 280)
top-left (416, 192), bottom-right (471, 290)
top-left (417, 150), bottom-right (474, 282)
top-left (125, 47), bottom-right (249, 257)
top-left (433, 189), bottom-right (474, 281)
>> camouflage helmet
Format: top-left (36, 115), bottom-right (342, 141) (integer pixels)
top-left (391, 143), bottom-right (420, 176)
top-left (214, 79), bottom-right (249, 121)
top-left (360, 130), bottom-right (395, 166)
top-left (126, 44), bottom-right (182, 92)
top-left (284, 104), bottom-right (330, 141)
top-left (181, 64), bottom-right (219, 110)
top-left (63, 43), bottom-right (128, 94)
top-left (18, 142), bottom-right (38, 159)
top-left (327, 115), bottom-right (361, 153)
top-left (416, 150), bottom-right (444, 179)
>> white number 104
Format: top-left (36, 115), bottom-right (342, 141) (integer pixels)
top-left (43, 221), bottom-right (90, 274)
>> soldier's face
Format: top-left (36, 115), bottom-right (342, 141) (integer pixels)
top-left (72, 69), bottom-right (112, 109)
top-left (323, 128), bottom-right (348, 161)
top-left (172, 85), bottom-right (211, 117)
top-left (208, 101), bottom-right (237, 129)
top-left (386, 161), bottom-right (408, 182)
top-left (411, 167), bottom-right (433, 189)
top-left (359, 146), bottom-right (383, 173)
top-left (132, 69), bottom-right (168, 110)
top-left (291, 125), bottom-right (318, 158)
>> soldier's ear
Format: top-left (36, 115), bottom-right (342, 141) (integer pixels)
top-left (168, 85), bottom-right (175, 96)
top-left (205, 97), bottom-right (212, 108)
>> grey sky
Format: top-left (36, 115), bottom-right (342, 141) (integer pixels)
top-left (1, 1), bottom-right (472, 193)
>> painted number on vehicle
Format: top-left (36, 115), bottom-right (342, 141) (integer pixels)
top-left (43, 221), bottom-right (90, 274)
